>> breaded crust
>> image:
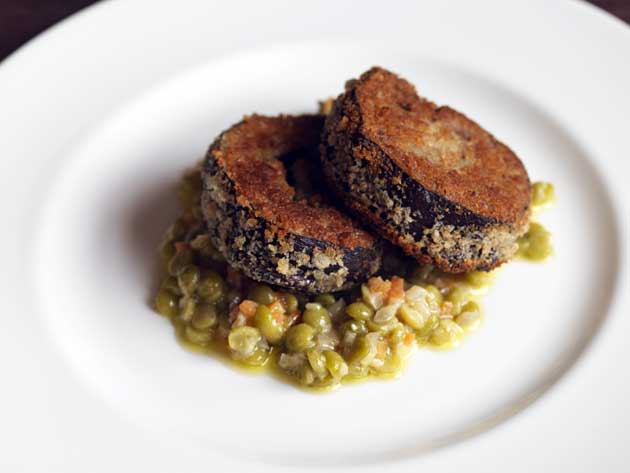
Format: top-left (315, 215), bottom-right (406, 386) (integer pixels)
top-left (202, 114), bottom-right (382, 293)
top-left (321, 67), bottom-right (531, 272)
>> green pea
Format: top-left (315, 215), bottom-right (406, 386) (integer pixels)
top-left (302, 303), bottom-right (332, 333)
top-left (164, 219), bottom-right (187, 242)
top-left (160, 276), bottom-right (181, 295)
top-left (314, 294), bottom-right (336, 308)
top-left (532, 181), bottom-right (555, 208)
top-left (398, 303), bottom-right (426, 330)
top-left (415, 314), bottom-right (440, 339)
top-left (306, 350), bottom-right (327, 377)
top-left (518, 222), bottom-right (553, 261)
top-left (167, 246), bottom-right (194, 276)
top-left (241, 349), bottom-right (269, 367)
top-left (177, 265), bottom-right (200, 296)
top-left (184, 325), bottom-right (212, 345)
top-left (348, 335), bottom-right (377, 366)
top-left (248, 285), bottom-right (276, 305)
top-left (346, 301), bottom-right (374, 321)
top-left (191, 303), bottom-right (218, 330)
top-left (280, 293), bottom-right (299, 313)
top-left (323, 350), bottom-right (348, 379)
top-left (425, 285), bottom-right (443, 305)
top-left (159, 241), bottom-right (175, 270)
top-left (340, 319), bottom-right (367, 336)
top-left (430, 319), bottom-right (465, 346)
top-left (532, 233), bottom-right (550, 255)
top-left (179, 296), bottom-right (196, 322)
top-left (375, 353), bottom-right (404, 374)
top-left (366, 318), bottom-right (400, 334)
top-left (464, 271), bottom-right (494, 289)
top-left (254, 305), bottom-right (284, 344)
top-left (189, 234), bottom-right (209, 250)
top-left (455, 301), bottom-right (482, 331)
top-left (228, 326), bottom-right (262, 356)
top-left (446, 286), bottom-right (472, 315)
top-left (297, 365), bottom-right (316, 385)
top-left (347, 363), bottom-right (369, 379)
top-left (461, 300), bottom-right (480, 314)
top-left (154, 288), bottom-right (178, 317)
top-left (190, 234), bottom-right (224, 261)
top-left (285, 323), bottom-right (316, 352)
top-left (197, 270), bottom-right (226, 303)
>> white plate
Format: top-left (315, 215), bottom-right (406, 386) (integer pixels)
top-left (1, 1), bottom-right (629, 472)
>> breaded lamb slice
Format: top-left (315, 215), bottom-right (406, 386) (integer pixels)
top-left (321, 67), bottom-right (531, 273)
top-left (202, 114), bottom-right (382, 293)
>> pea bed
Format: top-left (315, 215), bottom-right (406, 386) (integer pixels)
top-left (153, 168), bottom-right (554, 391)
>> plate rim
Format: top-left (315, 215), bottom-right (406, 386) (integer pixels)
top-left (1, 0), bottom-right (629, 471)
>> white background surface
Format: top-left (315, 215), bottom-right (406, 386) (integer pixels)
top-left (0, 1), bottom-right (628, 472)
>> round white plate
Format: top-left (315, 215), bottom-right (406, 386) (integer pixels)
top-left (1, 1), bottom-right (628, 472)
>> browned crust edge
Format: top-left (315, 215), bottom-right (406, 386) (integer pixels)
top-left (350, 67), bottom-right (531, 226)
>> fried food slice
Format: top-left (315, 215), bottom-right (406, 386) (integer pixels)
top-left (321, 67), bottom-right (531, 272)
top-left (202, 114), bottom-right (382, 293)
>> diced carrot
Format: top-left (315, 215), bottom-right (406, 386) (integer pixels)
top-left (367, 277), bottom-right (391, 298)
top-left (174, 241), bottom-right (190, 252)
top-left (228, 305), bottom-right (240, 323)
top-left (387, 276), bottom-right (405, 303)
top-left (403, 333), bottom-right (415, 346)
top-left (268, 300), bottom-right (286, 322)
top-left (238, 300), bottom-right (258, 319)
top-left (441, 301), bottom-right (454, 316)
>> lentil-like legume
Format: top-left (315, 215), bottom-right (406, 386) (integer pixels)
top-left (517, 182), bottom-right (555, 262)
top-left (151, 167), bottom-right (555, 391)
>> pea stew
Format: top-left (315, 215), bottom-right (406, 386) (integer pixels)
top-left (153, 168), bottom-right (554, 391)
